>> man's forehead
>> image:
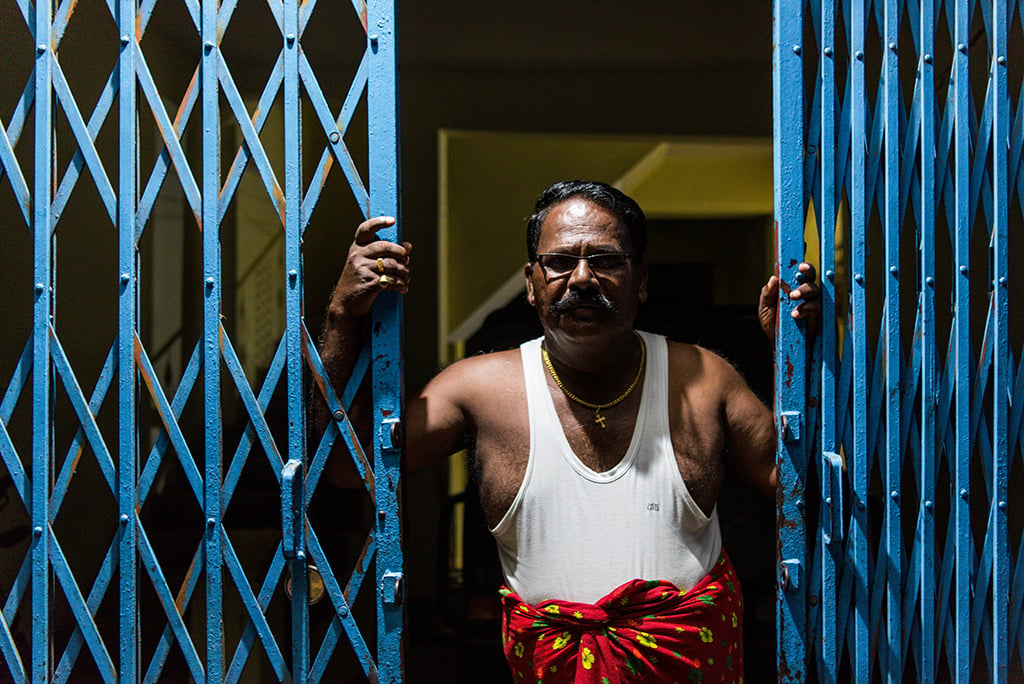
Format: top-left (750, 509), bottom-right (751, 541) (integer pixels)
top-left (538, 198), bottom-right (627, 247)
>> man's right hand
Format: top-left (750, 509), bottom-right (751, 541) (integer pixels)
top-left (328, 216), bottom-right (412, 320)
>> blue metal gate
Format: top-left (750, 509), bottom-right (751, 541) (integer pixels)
top-left (0, 0), bottom-right (403, 680)
top-left (775, 0), bottom-right (1023, 680)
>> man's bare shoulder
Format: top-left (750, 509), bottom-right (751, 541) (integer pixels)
top-left (665, 339), bottom-right (743, 387)
top-left (425, 348), bottom-right (524, 405)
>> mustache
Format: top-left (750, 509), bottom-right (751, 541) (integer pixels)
top-left (549, 289), bottom-right (618, 315)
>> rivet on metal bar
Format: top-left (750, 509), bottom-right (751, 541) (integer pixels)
top-left (792, 44), bottom-right (801, 54)
top-left (339, 605), bottom-right (349, 617)
top-left (854, 273), bottom-right (864, 284)
top-left (33, 526), bottom-right (42, 536)
top-left (332, 409), bottom-right (345, 421)
top-left (998, 55), bottom-right (1006, 65)
top-left (825, 269), bottom-right (834, 280)
top-left (889, 42), bottom-right (897, 51)
top-left (999, 276), bottom-right (1008, 286)
top-left (288, 269), bottom-right (298, 280)
top-left (890, 490), bottom-right (899, 501)
top-left (855, 50), bottom-right (864, 60)
top-left (36, 43), bottom-right (46, 53)
top-left (286, 33), bottom-right (296, 44)
top-left (960, 489), bottom-right (968, 500)
top-left (924, 54), bottom-right (932, 64)
top-left (204, 41), bottom-right (214, 51)
top-left (205, 277), bottom-right (215, 287)
top-left (35, 282), bottom-right (45, 293)
top-left (999, 501), bottom-right (1008, 510)
top-left (890, 265), bottom-right (898, 275)
top-left (329, 131), bottom-right (341, 144)
top-left (120, 272), bottom-right (130, 284)
top-left (120, 34), bottom-right (130, 45)
top-left (120, 514), bottom-right (129, 524)
top-left (925, 276), bottom-right (935, 286)
top-left (207, 517), bottom-right (216, 527)
top-left (958, 44), bottom-right (967, 53)
top-left (369, 34), bottom-right (379, 45)
top-left (924, 500), bottom-right (934, 510)
top-left (823, 46), bottom-right (833, 57)
top-left (960, 265), bottom-right (968, 275)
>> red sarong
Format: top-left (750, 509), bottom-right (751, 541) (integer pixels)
top-left (500, 553), bottom-right (744, 683)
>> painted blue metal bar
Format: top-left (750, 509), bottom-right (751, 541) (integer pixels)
top-left (0, 604), bottom-right (25, 683)
top-left (848, 0), bottom-right (869, 678)
top-left (367, 1), bottom-right (404, 679)
top-left (990, 0), bottom-right (1010, 680)
top-left (0, 121), bottom-right (31, 224)
top-left (117, 0), bottom-right (140, 675)
top-left (817, 0), bottom-right (839, 678)
top-left (52, 543), bottom-right (116, 683)
top-left (773, 0), bottom-right (808, 680)
top-left (31, 0), bottom-right (53, 676)
top-left (201, 0), bottom-right (222, 673)
top-left (225, 548), bottom-right (284, 684)
top-left (918, 0), bottom-right (938, 679)
top-left (1, 340), bottom-right (32, 504)
top-left (882, 0), bottom-right (903, 676)
top-left (282, 0), bottom-right (309, 674)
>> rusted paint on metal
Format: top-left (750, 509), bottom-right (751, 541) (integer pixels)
top-left (784, 354), bottom-right (794, 388)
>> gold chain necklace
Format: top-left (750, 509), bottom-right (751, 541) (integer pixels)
top-left (541, 332), bottom-right (646, 429)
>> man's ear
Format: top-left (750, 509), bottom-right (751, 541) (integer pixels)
top-left (638, 262), bottom-right (649, 304)
top-left (524, 263), bottom-right (536, 306)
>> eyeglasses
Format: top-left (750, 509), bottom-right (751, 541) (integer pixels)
top-left (535, 252), bottom-right (631, 278)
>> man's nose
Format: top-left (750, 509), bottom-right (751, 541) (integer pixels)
top-left (567, 257), bottom-right (599, 288)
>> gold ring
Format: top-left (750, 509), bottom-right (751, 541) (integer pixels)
top-left (378, 274), bottom-right (392, 289)
top-left (377, 257), bottom-right (385, 274)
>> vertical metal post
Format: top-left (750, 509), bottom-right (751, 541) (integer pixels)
top-left (918, 0), bottom-right (937, 679)
top-left (848, 0), bottom-right (871, 679)
top-left (283, 0), bottom-right (309, 676)
top-left (818, 1), bottom-right (839, 678)
top-left (882, 0), bottom-right (903, 676)
top-left (773, 0), bottom-right (807, 680)
top-left (31, 0), bottom-right (53, 679)
top-left (201, 0), bottom-right (223, 678)
top-left (367, 0), bottom-right (404, 680)
top-left (952, 0), bottom-right (971, 676)
top-left (117, 0), bottom-right (139, 677)
top-left (991, 0), bottom-right (1010, 680)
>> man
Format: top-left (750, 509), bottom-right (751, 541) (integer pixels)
top-left (318, 181), bottom-right (817, 682)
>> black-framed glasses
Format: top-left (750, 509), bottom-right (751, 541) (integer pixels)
top-left (535, 252), bottom-right (631, 278)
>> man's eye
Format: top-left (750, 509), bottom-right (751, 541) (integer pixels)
top-left (589, 255), bottom-right (627, 271)
top-left (545, 256), bottom-right (577, 273)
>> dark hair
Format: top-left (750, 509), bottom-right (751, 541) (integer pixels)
top-left (525, 180), bottom-right (647, 263)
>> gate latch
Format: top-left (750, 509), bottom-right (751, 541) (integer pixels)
top-left (780, 558), bottom-right (801, 594)
top-left (780, 411), bottom-right (802, 442)
top-left (281, 460), bottom-right (304, 561)
top-left (381, 571), bottom-right (403, 605)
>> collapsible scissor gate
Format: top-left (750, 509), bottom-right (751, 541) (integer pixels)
top-left (775, 0), bottom-right (1023, 680)
top-left (0, 0), bottom-right (404, 681)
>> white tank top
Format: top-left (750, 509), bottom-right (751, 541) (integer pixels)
top-left (490, 331), bottom-right (722, 605)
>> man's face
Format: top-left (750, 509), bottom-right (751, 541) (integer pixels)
top-left (525, 197), bottom-right (647, 340)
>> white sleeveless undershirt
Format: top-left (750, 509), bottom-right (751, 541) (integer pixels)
top-left (490, 331), bottom-right (722, 606)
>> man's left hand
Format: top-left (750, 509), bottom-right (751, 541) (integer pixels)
top-left (758, 262), bottom-right (820, 339)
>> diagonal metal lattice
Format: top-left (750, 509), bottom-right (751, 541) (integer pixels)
top-left (776, 0), bottom-right (1022, 680)
top-left (1, 0), bottom-right (402, 680)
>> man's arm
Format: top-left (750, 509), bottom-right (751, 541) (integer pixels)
top-left (723, 261), bottom-right (820, 496)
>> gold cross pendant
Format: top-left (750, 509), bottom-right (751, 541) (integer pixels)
top-left (594, 411), bottom-right (607, 428)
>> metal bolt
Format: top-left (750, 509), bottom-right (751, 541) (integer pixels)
top-left (332, 409), bottom-right (345, 421)
top-left (296, 551), bottom-right (305, 562)
top-left (890, 490), bottom-right (899, 500)
top-left (890, 265), bottom-right (898, 275)
top-left (207, 517), bottom-right (216, 527)
top-left (924, 54), bottom-right (932, 64)
top-left (120, 272), bottom-right (130, 284)
top-left (958, 44), bottom-right (967, 53)
top-left (795, 499), bottom-right (805, 511)
top-left (999, 501), bottom-right (1007, 510)
top-left (793, 44), bottom-right (801, 55)
top-left (378, 509), bottom-right (386, 519)
top-left (120, 35), bottom-right (130, 45)
top-left (998, 55), bottom-right (1006, 65)
top-left (960, 265), bottom-right (968, 275)
top-left (825, 496), bottom-right (832, 506)
top-left (999, 276), bottom-right (1008, 286)
top-left (825, 269), bottom-right (835, 280)
top-left (286, 33), bottom-right (295, 44)
top-left (206, 277), bottom-right (215, 287)
top-left (339, 605), bottom-right (349, 617)
top-left (855, 273), bottom-right (864, 284)
top-left (369, 34), bottom-right (379, 44)
top-left (33, 526), bottom-right (42, 536)
top-left (857, 498), bottom-right (866, 509)
top-left (889, 42), bottom-right (897, 52)
top-left (204, 41), bottom-right (214, 51)
top-left (36, 43), bottom-right (46, 53)
top-left (288, 269), bottom-right (298, 280)
top-left (824, 46), bottom-right (833, 57)
top-left (120, 513), bottom-right (129, 524)
top-left (35, 282), bottom-right (45, 293)
top-left (855, 50), bottom-right (864, 60)
top-left (960, 489), bottom-right (968, 500)
top-left (924, 500), bottom-right (933, 510)
top-left (329, 131), bottom-right (341, 144)
top-left (925, 276), bottom-right (935, 286)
